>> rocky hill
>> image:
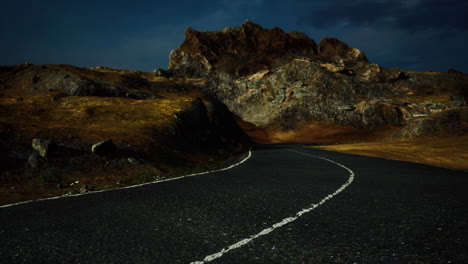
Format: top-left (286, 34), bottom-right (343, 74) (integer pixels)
top-left (168, 20), bottom-right (468, 143)
top-left (0, 64), bottom-right (250, 204)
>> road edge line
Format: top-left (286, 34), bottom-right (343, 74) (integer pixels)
top-left (0, 148), bottom-right (253, 209)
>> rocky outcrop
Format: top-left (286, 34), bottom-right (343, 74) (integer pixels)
top-left (0, 65), bottom-right (123, 96)
top-left (168, 98), bottom-right (251, 152)
top-left (168, 21), bottom-right (468, 140)
top-left (396, 107), bottom-right (468, 138)
top-left (169, 20), bottom-right (318, 77)
top-left (203, 58), bottom-right (420, 130)
top-left (317, 37), bottom-right (367, 65)
top-left (448, 68), bottom-right (465, 75)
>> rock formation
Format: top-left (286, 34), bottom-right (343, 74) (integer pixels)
top-left (168, 21), bottom-right (468, 142)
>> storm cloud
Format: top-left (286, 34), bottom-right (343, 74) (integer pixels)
top-left (295, 0), bottom-right (468, 72)
top-left (298, 0), bottom-right (468, 31)
top-left (0, 0), bottom-right (467, 72)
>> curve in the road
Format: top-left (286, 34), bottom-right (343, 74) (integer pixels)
top-left (0, 148), bottom-right (253, 209)
top-left (190, 149), bottom-right (355, 264)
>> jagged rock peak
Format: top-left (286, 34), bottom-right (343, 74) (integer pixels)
top-left (242, 19), bottom-right (261, 28)
top-left (169, 21), bottom-right (319, 77)
top-left (168, 22), bottom-right (370, 77)
top-left (318, 37), bottom-right (368, 64)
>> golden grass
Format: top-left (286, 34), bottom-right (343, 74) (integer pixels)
top-left (51, 65), bottom-right (134, 85)
top-left (89, 66), bottom-right (148, 75)
top-left (236, 119), bottom-right (397, 144)
top-left (0, 92), bottom-right (194, 146)
top-left (396, 95), bottom-right (453, 105)
top-left (147, 76), bottom-right (207, 87)
top-left (406, 71), bottom-right (445, 75)
top-left (312, 135), bottom-right (468, 170)
top-left (262, 122), bottom-right (376, 144)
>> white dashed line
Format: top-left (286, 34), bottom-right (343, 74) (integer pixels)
top-left (0, 148), bottom-right (252, 209)
top-left (190, 148), bottom-right (355, 264)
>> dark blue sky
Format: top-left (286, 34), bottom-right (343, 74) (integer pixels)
top-left (1, 0), bottom-right (467, 72)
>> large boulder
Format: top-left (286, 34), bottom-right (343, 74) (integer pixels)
top-left (32, 138), bottom-right (54, 158)
top-left (163, 98), bottom-right (251, 152)
top-left (91, 139), bottom-right (116, 156)
top-left (152, 68), bottom-right (173, 78)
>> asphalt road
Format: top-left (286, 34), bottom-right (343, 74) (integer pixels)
top-left (1, 145), bottom-right (467, 263)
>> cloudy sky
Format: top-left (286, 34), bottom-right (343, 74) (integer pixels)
top-left (1, 0), bottom-right (467, 72)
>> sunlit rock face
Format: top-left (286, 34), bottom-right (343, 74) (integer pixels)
top-left (168, 21), bottom-right (468, 142)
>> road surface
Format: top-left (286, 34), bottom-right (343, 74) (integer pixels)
top-left (1, 145), bottom-right (467, 263)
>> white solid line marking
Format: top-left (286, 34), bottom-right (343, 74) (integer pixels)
top-left (0, 149), bottom-right (252, 209)
top-left (190, 148), bottom-right (355, 264)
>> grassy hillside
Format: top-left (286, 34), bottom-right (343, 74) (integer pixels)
top-left (0, 91), bottom-right (193, 147)
top-left (0, 64), bottom-right (248, 206)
